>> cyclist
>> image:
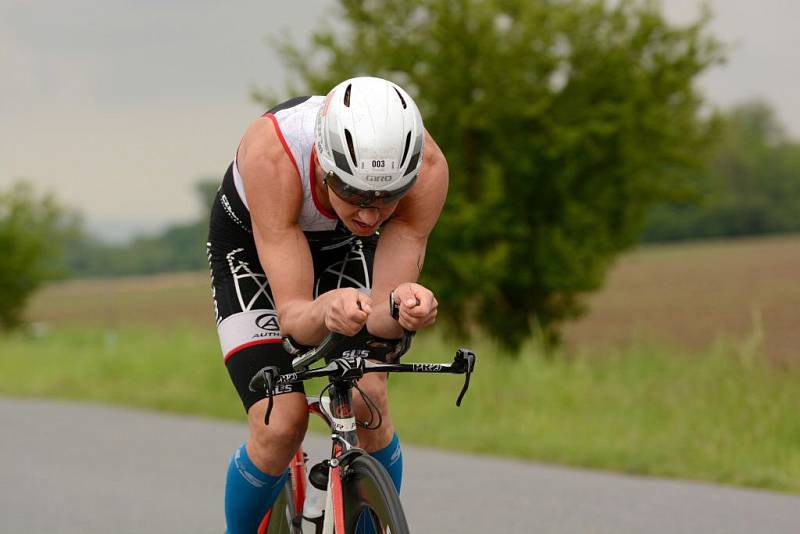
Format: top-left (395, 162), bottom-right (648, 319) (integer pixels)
top-left (207, 76), bottom-right (448, 533)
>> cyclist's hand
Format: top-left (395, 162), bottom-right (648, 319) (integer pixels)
top-left (392, 282), bottom-right (438, 331)
top-left (325, 288), bottom-right (372, 336)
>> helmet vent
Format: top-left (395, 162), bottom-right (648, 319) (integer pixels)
top-left (344, 128), bottom-right (358, 165)
top-left (400, 132), bottom-right (411, 167)
top-left (394, 88), bottom-right (407, 109)
top-left (404, 151), bottom-right (420, 176)
top-left (344, 84), bottom-right (352, 107)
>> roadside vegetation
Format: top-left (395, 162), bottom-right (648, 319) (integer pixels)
top-left (2, 235), bottom-right (799, 494)
top-left (1, 324), bottom-right (798, 493)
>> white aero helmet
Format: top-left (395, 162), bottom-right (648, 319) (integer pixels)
top-left (315, 76), bottom-right (425, 207)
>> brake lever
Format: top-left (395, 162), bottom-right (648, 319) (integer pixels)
top-left (264, 370), bottom-right (276, 425)
top-left (389, 290), bottom-right (417, 360)
top-left (249, 366), bottom-right (281, 425)
top-left (453, 348), bottom-right (476, 407)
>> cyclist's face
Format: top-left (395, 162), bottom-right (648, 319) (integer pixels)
top-left (328, 189), bottom-right (399, 236)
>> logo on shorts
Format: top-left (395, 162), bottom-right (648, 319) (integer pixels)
top-left (255, 313), bottom-right (279, 333)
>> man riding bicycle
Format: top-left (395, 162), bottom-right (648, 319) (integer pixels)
top-left (207, 76), bottom-right (449, 534)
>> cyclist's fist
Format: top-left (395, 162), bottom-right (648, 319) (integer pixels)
top-left (391, 282), bottom-right (438, 331)
top-left (325, 288), bottom-right (372, 336)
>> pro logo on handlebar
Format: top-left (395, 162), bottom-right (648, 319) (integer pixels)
top-left (412, 364), bottom-right (443, 372)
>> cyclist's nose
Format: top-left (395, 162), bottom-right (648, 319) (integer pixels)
top-left (356, 208), bottom-right (380, 226)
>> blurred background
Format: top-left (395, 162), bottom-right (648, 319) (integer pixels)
top-left (2, 0), bottom-right (798, 493)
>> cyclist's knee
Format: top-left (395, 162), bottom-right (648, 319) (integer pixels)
top-left (246, 393), bottom-right (308, 473)
top-left (354, 373), bottom-right (394, 451)
top-left (356, 372), bottom-right (390, 411)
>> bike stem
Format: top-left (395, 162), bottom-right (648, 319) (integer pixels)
top-left (327, 380), bottom-right (360, 450)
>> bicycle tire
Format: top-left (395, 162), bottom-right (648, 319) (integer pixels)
top-left (341, 453), bottom-right (409, 534)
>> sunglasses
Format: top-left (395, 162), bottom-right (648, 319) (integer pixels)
top-left (325, 171), bottom-right (417, 208)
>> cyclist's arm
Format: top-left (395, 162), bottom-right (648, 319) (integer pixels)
top-left (367, 130), bottom-right (449, 338)
top-left (239, 118), bottom-right (339, 345)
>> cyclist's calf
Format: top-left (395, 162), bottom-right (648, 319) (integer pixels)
top-left (246, 392), bottom-right (309, 476)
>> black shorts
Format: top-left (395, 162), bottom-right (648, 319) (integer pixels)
top-left (207, 164), bottom-right (378, 412)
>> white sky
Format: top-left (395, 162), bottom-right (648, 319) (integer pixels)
top-left (2, 0), bottom-right (799, 240)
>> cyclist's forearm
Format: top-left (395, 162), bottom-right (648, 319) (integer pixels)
top-left (366, 302), bottom-right (404, 339)
top-left (278, 293), bottom-right (336, 346)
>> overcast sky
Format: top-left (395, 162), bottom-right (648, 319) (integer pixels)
top-left (2, 0), bottom-right (799, 240)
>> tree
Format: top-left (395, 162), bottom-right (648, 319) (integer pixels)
top-left (263, 0), bottom-right (723, 351)
top-left (643, 101), bottom-right (800, 241)
top-left (61, 178), bottom-right (218, 278)
top-left (0, 181), bottom-right (79, 329)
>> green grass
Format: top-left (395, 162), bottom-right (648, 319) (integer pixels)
top-left (0, 325), bottom-right (242, 419)
top-left (2, 325), bottom-right (799, 493)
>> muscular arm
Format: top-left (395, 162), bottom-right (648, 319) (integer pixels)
top-left (367, 130), bottom-right (449, 338)
top-left (239, 118), bottom-right (336, 345)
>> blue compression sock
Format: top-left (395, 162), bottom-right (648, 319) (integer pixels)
top-left (369, 432), bottom-right (403, 493)
top-left (224, 443), bottom-right (288, 534)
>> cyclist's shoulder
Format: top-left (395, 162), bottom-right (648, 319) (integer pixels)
top-left (390, 130), bottom-right (448, 234)
top-left (240, 96), bottom-right (321, 158)
top-left (265, 95), bottom-right (324, 118)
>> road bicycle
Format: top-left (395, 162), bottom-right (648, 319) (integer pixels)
top-left (248, 327), bottom-right (476, 534)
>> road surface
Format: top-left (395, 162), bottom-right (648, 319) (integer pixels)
top-left (1, 397), bottom-right (798, 533)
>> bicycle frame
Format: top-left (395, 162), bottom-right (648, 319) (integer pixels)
top-left (260, 385), bottom-right (368, 534)
top-left (309, 379), bottom-right (360, 534)
top-left (250, 338), bottom-right (476, 534)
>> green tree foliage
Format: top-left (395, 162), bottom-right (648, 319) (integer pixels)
top-left (643, 101), bottom-right (800, 241)
top-left (0, 182), bottom-right (79, 329)
top-left (262, 0), bottom-right (723, 350)
top-left (63, 179), bottom-right (217, 278)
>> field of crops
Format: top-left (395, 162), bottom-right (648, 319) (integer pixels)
top-left (564, 234), bottom-right (800, 362)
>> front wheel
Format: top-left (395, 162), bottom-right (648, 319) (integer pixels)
top-left (261, 477), bottom-right (303, 534)
top-left (341, 454), bottom-right (409, 534)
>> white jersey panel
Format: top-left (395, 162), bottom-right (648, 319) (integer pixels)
top-left (232, 96), bottom-right (338, 233)
top-left (272, 96), bottom-right (338, 232)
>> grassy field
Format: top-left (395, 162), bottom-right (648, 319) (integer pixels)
top-left (25, 234), bottom-right (800, 361)
top-left (2, 325), bottom-right (798, 493)
top-left (3, 234), bottom-right (799, 493)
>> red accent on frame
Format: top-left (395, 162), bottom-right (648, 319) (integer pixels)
top-left (224, 338), bottom-right (282, 362)
top-left (310, 150), bottom-right (337, 220)
top-left (332, 444), bottom-right (346, 534)
top-left (291, 448), bottom-right (307, 517)
top-left (257, 508), bottom-right (272, 534)
top-left (265, 113), bottom-right (301, 178)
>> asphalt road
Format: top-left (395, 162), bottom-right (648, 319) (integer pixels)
top-left (1, 397), bottom-right (798, 533)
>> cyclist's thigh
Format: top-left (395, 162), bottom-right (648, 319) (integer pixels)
top-left (312, 233), bottom-right (378, 296)
top-left (246, 393), bottom-right (309, 439)
top-left (207, 206), bottom-right (304, 412)
top-left (354, 372), bottom-right (390, 412)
